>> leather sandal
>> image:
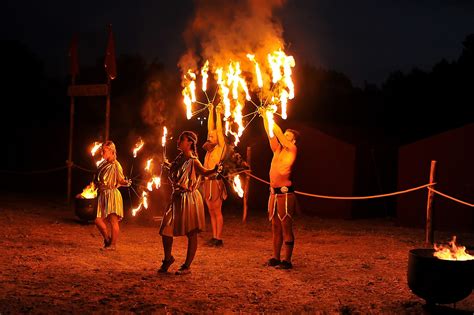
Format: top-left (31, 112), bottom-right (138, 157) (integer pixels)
top-left (276, 260), bottom-right (293, 269)
top-left (175, 264), bottom-right (191, 275)
top-left (158, 256), bottom-right (175, 273)
top-left (267, 258), bottom-right (281, 267)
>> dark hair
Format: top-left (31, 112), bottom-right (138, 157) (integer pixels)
top-left (179, 131), bottom-right (199, 157)
top-left (286, 129), bottom-right (300, 144)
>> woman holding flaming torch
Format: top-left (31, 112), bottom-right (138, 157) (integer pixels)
top-left (159, 131), bottom-right (222, 275)
top-left (94, 141), bottom-right (131, 250)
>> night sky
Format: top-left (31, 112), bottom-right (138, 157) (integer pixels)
top-left (2, 0), bottom-right (473, 85)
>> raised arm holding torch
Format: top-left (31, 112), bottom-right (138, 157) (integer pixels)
top-left (259, 106), bottom-right (299, 270)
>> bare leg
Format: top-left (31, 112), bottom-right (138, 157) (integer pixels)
top-left (207, 199), bottom-right (224, 240)
top-left (214, 201), bottom-right (223, 240)
top-left (161, 235), bottom-right (173, 261)
top-left (281, 218), bottom-right (294, 262)
top-left (271, 218), bottom-right (283, 260)
top-left (206, 201), bottom-right (218, 239)
top-left (184, 231), bottom-right (198, 267)
top-left (108, 214), bottom-right (120, 247)
top-left (95, 217), bottom-right (110, 244)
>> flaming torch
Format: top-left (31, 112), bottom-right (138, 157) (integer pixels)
top-left (162, 126), bottom-right (168, 157)
top-left (132, 138), bottom-right (145, 158)
top-left (132, 191), bottom-right (149, 216)
top-left (90, 141), bottom-right (104, 167)
top-left (90, 142), bottom-right (102, 156)
top-left (145, 158), bottom-right (153, 172)
top-left (232, 175), bottom-right (244, 198)
top-left (181, 48), bottom-right (295, 147)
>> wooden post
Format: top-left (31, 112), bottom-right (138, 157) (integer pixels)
top-left (425, 160), bottom-right (437, 246)
top-left (67, 76), bottom-right (76, 204)
top-left (242, 146), bottom-right (252, 222)
top-left (105, 77), bottom-right (111, 140)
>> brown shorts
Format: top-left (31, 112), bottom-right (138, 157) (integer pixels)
top-left (268, 192), bottom-right (297, 221)
top-left (202, 178), bottom-right (227, 202)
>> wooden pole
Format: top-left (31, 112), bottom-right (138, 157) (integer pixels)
top-left (67, 76), bottom-right (76, 204)
top-left (425, 160), bottom-right (437, 246)
top-left (242, 146), bottom-right (252, 222)
top-left (105, 77), bottom-right (111, 140)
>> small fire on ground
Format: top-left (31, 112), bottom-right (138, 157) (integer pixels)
top-left (434, 236), bottom-right (474, 261)
top-left (79, 182), bottom-right (97, 199)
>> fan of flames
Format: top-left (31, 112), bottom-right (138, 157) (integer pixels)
top-left (182, 49), bottom-right (295, 144)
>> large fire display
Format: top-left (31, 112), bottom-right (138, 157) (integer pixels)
top-left (181, 50), bottom-right (295, 145)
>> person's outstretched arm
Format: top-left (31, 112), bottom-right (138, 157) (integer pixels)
top-left (273, 122), bottom-right (296, 152)
top-left (259, 107), bottom-right (280, 152)
top-left (215, 104), bottom-right (226, 148)
top-left (193, 158), bottom-right (220, 176)
top-left (208, 103), bottom-right (215, 133)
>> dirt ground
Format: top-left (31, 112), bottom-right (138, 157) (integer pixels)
top-left (1, 195), bottom-right (474, 314)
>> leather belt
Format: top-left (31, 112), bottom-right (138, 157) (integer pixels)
top-left (270, 186), bottom-right (294, 194)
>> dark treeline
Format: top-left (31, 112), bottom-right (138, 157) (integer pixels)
top-left (1, 34), bottom-right (473, 198)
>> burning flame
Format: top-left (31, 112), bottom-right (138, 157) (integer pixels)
top-left (91, 142), bottom-right (102, 156)
top-left (201, 60), bottom-right (209, 92)
top-left (182, 70), bottom-right (197, 120)
top-left (147, 176), bottom-right (161, 191)
top-left (132, 191), bottom-right (149, 216)
top-left (247, 54), bottom-right (263, 88)
top-left (162, 126), bottom-right (168, 147)
top-left (232, 175), bottom-right (244, 198)
top-left (133, 139), bottom-right (145, 158)
top-left (80, 182), bottom-right (97, 199)
top-left (181, 49), bottom-right (295, 145)
top-left (145, 158), bottom-right (153, 172)
top-left (434, 236), bottom-right (474, 261)
top-left (96, 157), bottom-right (105, 167)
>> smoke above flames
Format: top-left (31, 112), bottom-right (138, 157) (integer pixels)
top-left (179, 0), bottom-right (287, 73)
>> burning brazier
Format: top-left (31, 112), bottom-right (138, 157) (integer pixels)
top-left (407, 237), bottom-right (474, 304)
top-left (75, 182), bottom-right (98, 222)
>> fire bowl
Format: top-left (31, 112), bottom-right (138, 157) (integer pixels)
top-left (74, 196), bottom-right (98, 222)
top-left (407, 248), bottom-right (474, 304)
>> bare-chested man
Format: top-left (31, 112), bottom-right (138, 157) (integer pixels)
top-left (202, 103), bottom-right (227, 247)
top-left (259, 107), bottom-right (299, 269)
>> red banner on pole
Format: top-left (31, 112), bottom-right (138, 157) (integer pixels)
top-left (68, 34), bottom-right (79, 77)
top-left (104, 24), bottom-right (117, 80)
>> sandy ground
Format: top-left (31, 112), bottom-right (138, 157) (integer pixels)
top-left (1, 195), bottom-right (474, 314)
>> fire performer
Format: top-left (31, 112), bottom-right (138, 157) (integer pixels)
top-left (94, 141), bottom-right (131, 250)
top-left (259, 107), bottom-right (299, 269)
top-left (159, 131), bottom-right (222, 275)
top-left (202, 103), bottom-right (228, 247)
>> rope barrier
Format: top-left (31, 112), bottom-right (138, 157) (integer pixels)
top-left (72, 164), bottom-right (96, 173)
top-left (0, 163), bottom-right (97, 175)
top-left (0, 165), bottom-right (67, 175)
top-left (245, 171), bottom-right (436, 200)
top-left (428, 187), bottom-right (474, 207)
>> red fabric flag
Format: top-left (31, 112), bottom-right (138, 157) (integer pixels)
top-left (68, 34), bottom-right (79, 77)
top-left (104, 24), bottom-right (117, 80)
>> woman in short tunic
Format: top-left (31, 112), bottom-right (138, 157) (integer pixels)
top-left (95, 141), bottom-right (131, 250)
top-left (159, 131), bottom-right (220, 275)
